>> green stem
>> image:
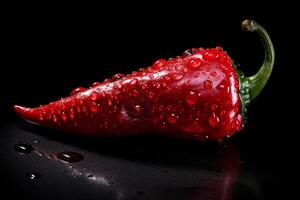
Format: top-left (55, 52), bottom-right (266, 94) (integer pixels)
top-left (241, 19), bottom-right (275, 100)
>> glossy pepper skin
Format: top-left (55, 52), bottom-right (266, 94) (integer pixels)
top-left (14, 20), bottom-right (274, 141)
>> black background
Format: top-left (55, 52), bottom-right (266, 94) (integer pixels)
top-left (1, 4), bottom-right (298, 200)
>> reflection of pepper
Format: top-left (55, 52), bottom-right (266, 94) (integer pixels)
top-left (14, 20), bottom-right (274, 141)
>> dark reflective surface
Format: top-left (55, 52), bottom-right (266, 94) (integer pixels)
top-left (1, 119), bottom-right (296, 200)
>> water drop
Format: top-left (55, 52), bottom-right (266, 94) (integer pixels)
top-left (182, 48), bottom-right (195, 56)
top-left (189, 58), bottom-right (202, 68)
top-left (39, 114), bottom-right (44, 121)
top-left (70, 87), bottom-right (86, 95)
top-left (203, 50), bottom-right (219, 61)
top-left (204, 80), bottom-right (213, 89)
top-left (141, 84), bottom-right (147, 90)
top-left (69, 109), bottom-right (75, 119)
top-left (220, 110), bottom-right (226, 116)
top-left (90, 103), bottom-right (99, 113)
top-left (185, 90), bottom-right (200, 106)
top-left (217, 83), bottom-right (225, 90)
top-left (149, 74), bottom-right (154, 79)
top-left (33, 140), bottom-right (40, 144)
top-left (107, 99), bottom-right (113, 106)
top-left (167, 113), bottom-right (178, 124)
top-left (91, 92), bottom-right (98, 101)
top-left (211, 104), bottom-right (218, 111)
top-left (161, 121), bottom-right (167, 129)
top-left (14, 142), bottom-right (34, 154)
top-left (173, 74), bottom-right (183, 81)
top-left (116, 82), bottom-right (122, 89)
top-left (112, 73), bottom-right (124, 80)
top-left (56, 152), bottom-right (84, 163)
top-left (210, 71), bottom-right (217, 76)
top-left (209, 113), bottom-right (219, 127)
top-left (132, 90), bottom-right (139, 97)
top-left (231, 114), bottom-right (242, 130)
top-left (52, 115), bottom-right (58, 123)
top-left (130, 78), bottom-right (138, 85)
top-left (26, 172), bottom-right (41, 180)
top-left (175, 65), bottom-right (184, 71)
top-left (148, 92), bottom-right (155, 100)
top-left (216, 46), bottom-right (223, 51)
top-left (154, 82), bottom-right (161, 89)
top-left (129, 105), bottom-right (143, 116)
top-left (158, 105), bottom-right (164, 111)
top-left (153, 59), bottom-right (167, 68)
top-left (164, 75), bottom-right (171, 81)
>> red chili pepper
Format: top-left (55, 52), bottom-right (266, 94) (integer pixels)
top-left (14, 20), bottom-right (274, 141)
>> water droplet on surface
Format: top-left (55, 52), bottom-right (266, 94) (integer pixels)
top-left (210, 71), bottom-right (217, 76)
top-left (33, 140), bottom-right (40, 144)
top-left (39, 114), bottom-right (44, 121)
top-left (183, 48), bottom-right (195, 56)
top-left (189, 58), bottom-right (202, 68)
top-left (130, 78), bottom-right (138, 85)
top-left (56, 152), bottom-right (84, 163)
top-left (112, 73), bottom-right (124, 80)
top-left (216, 46), bottom-right (223, 51)
top-left (220, 110), bottom-right (226, 116)
top-left (69, 109), bottom-right (75, 119)
top-left (175, 65), bottom-right (184, 71)
top-left (153, 59), bottom-right (167, 68)
top-left (167, 113), bottom-right (178, 124)
top-left (91, 92), bottom-right (98, 101)
top-left (116, 82), bottom-right (122, 89)
top-left (164, 75), bottom-right (171, 81)
top-left (70, 87), bottom-right (86, 95)
top-left (107, 99), bottom-right (113, 106)
top-left (61, 112), bottom-right (67, 121)
top-left (154, 82), bottom-right (161, 89)
top-left (217, 83), bottom-right (225, 90)
top-left (14, 142), bottom-right (34, 154)
top-left (149, 74), bottom-right (154, 79)
top-left (204, 80), bottom-right (213, 89)
top-left (90, 103), bottom-right (99, 113)
top-left (231, 114), bottom-right (242, 130)
top-left (132, 90), bottom-right (139, 97)
top-left (26, 172), bottom-right (41, 180)
top-left (161, 121), bottom-right (167, 129)
top-left (141, 84), bottom-right (147, 90)
top-left (173, 74), bottom-right (183, 81)
top-left (129, 105), bottom-right (143, 117)
top-left (148, 92), bottom-right (155, 100)
top-left (52, 115), bottom-right (58, 123)
top-left (185, 90), bottom-right (200, 106)
top-left (209, 113), bottom-right (219, 127)
top-left (211, 104), bottom-right (218, 111)
top-left (203, 50), bottom-right (219, 61)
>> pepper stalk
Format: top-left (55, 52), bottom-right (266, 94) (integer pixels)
top-left (239, 19), bottom-right (275, 108)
